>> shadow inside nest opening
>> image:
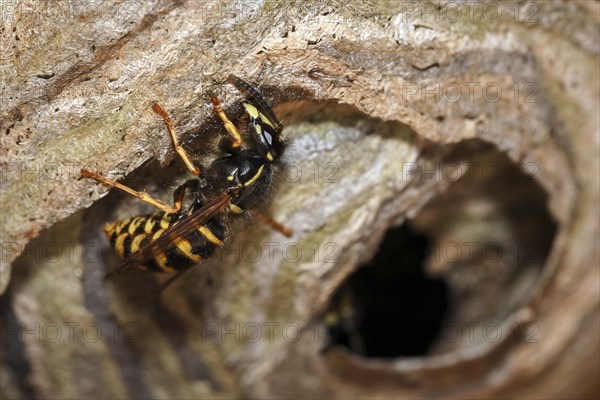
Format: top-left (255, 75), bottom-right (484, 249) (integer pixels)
top-left (321, 141), bottom-right (558, 359)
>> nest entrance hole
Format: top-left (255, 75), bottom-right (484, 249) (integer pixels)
top-left (323, 145), bottom-right (558, 358)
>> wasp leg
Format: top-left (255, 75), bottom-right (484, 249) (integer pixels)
top-left (81, 169), bottom-right (177, 214)
top-left (154, 269), bottom-right (190, 296)
top-left (254, 210), bottom-right (293, 237)
top-left (172, 179), bottom-right (200, 213)
top-left (211, 95), bottom-right (243, 149)
top-left (152, 102), bottom-right (200, 176)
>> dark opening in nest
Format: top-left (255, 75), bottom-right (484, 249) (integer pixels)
top-left (323, 146), bottom-right (558, 358)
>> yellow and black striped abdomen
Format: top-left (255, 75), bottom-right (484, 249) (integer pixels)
top-left (103, 212), bottom-right (227, 272)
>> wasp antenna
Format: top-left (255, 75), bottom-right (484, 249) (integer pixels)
top-left (227, 75), bottom-right (283, 132)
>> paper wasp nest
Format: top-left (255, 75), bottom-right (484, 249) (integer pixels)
top-left (1, 2), bottom-right (598, 399)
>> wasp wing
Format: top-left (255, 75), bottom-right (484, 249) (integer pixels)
top-left (105, 191), bottom-right (232, 279)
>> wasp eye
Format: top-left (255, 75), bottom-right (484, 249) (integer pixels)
top-left (262, 129), bottom-right (273, 145)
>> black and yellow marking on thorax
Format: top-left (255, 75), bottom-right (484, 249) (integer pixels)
top-left (243, 164), bottom-right (265, 187)
top-left (103, 211), bottom-right (228, 272)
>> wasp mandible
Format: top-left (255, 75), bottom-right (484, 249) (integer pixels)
top-left (82, 75), bottom-right (290, 279)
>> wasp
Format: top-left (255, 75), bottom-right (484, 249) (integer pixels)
top-left (81, 75), bottom-right (290, 280)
